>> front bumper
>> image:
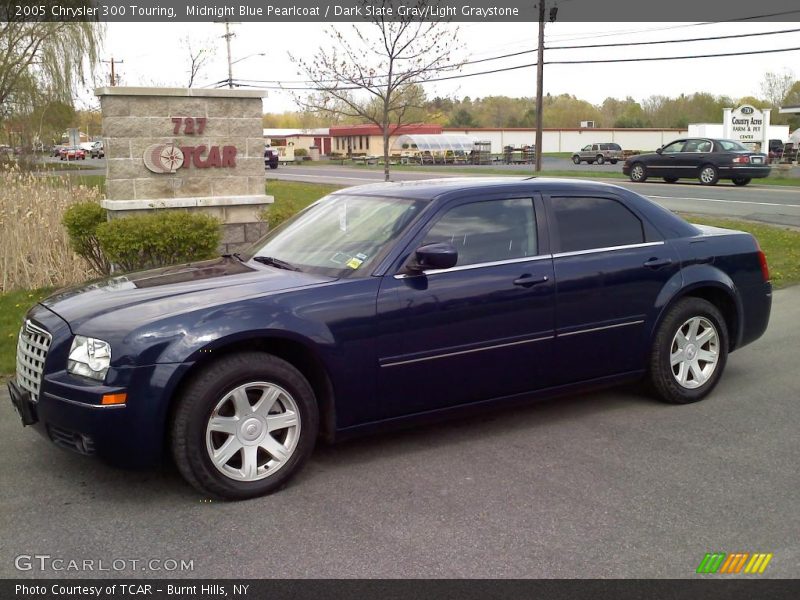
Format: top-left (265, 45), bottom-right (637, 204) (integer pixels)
top-left (9, 362), bottom-right (190, 468)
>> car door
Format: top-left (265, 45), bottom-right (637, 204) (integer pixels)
top-left (678, 138), bottom-right (711, 176)
top-left (544, 193), bottom-right (680, 383)
top-left (374, 193), bottom-right (555, 419)
top-left (654, 139), bottom-right (686, 178)
top-left (579, 145), bottom-right (592, 160)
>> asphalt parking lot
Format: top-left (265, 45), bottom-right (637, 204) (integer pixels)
top-left (0, 287), bottom-right (798, 579)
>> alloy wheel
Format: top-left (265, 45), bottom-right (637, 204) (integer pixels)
top-left (205, 381), bottom-right (301, 482)
top-left (670, 317), bottom-right (720, 389)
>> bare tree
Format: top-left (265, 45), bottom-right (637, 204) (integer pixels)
top-left (184, 36), bottom-right (216, 88)
top-left (760, 69), bottom-right (795, 109)
top-left (291, 0), bottom-right (462, 181)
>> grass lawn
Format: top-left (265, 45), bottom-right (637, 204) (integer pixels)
top-left (0, 288), bottom-right (53, 381)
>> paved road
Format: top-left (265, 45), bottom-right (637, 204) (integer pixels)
top-left (267, 164), bottom-right (800, 227)
top-left (1, 287), bottom-right (797, 579)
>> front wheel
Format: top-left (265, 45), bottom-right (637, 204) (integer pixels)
top-left (732, 176), bottom-right (751, 186)
top-left (629, 163), bottom-right (647, 182)
top-left (649, 298), bottom-right (728, 404)
top-left (699, 165), bottom-right (719, 185)
top-left (171, 352), bottom-right (319, 500)
top-left (572, 155), bottom-right (581, 165)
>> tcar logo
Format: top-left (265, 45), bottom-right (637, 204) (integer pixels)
top-left (143, 144), bottom-right (185, 173)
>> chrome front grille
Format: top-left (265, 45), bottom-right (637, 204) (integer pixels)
top-left (16, 319), bottom-right (52, 402)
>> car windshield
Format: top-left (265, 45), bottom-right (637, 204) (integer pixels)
top-left (246, 194), bottom-right (426, 277)
top-left (717, 139), bottom-right (749, 152)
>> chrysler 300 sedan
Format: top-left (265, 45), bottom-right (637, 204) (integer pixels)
top-left (9, 178), bottom-right (772, 499)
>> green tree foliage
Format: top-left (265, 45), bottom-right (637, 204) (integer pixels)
top-left (62, 201), bottom-right (111, 276)
top-left (0, 14), bottom-right (103, 145)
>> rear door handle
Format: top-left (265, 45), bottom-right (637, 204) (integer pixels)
top-left (643, 257), bottom-right (673, 269)
top-left (513, 274), bottom-right (549, 287)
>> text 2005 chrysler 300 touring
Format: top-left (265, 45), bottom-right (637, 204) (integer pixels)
top-left (8, 178), bottom-right (771, 499)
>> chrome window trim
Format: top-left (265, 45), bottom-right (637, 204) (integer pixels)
top-left (552, 241), bottom-right (664, 259)
top-left (381, 335), bottom-right (554, 368)
top-left (394, 254), bottom-right (551, 279)
top-left (558, 320), bottom-right (645, 338)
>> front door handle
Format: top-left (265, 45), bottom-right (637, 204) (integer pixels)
top-left (643, 257), bottom-right (673, 269)
top-left (513, 274), bottom-right (549, 288)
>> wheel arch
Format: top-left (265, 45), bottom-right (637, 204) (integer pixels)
top-left (652, 271), bottom-right (743, 353)
top-left (164, 334), bottom-right (338, 448)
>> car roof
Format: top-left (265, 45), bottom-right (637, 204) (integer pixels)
top-left (332, 177), bottom-right (632, 201)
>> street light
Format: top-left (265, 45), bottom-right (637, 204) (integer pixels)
top-left (231, 52), bottom-right (265, 66)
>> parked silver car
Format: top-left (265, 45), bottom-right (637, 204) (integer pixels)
top-left (572, 143), bottom-right (623, 165)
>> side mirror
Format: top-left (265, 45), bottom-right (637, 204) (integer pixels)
top-left (409, 242), bottom-right (458, 272)
top-left (655, 147), bottom-right (663, 155)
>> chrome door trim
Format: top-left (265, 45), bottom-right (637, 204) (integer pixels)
top-left (552, 241), bottom-right (664, 259)
top-left (394, 254), bottom-right (552, 279)
top-left (380, 335), bottom-right (554, 368)
top-left (558, 320), bottom-right (645, 338)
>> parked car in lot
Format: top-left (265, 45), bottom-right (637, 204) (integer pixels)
top-left (623, 138), bottom-right (770, 186)
top-left (89, 141), bottom-right (104, 158)
top-left (8, 178), bottom-right (772, 499)
top-left (572, 143), bottom-right (623, 165)
top-left (59, 146), bottom-right (85, 161)
top-left (52, 145), bottom-right (67, 157)
top-left (768, 139), bottom-right (784, 161)
top-left (264, 146), bottom-right (279, 169)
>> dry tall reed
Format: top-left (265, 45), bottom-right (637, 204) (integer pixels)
top-left (0, 167), bottom-right (99, 293)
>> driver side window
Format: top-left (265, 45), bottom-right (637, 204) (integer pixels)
top-left (423, 199), bottom-right (537, 267)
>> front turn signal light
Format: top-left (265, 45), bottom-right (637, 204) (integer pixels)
top-left (101, 393), bottom-right (127, 405)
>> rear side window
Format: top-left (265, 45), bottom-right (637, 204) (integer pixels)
top-left (601, 143), bottom-right (621, 150)
top-left (551, 196), bottom-right (644, 253)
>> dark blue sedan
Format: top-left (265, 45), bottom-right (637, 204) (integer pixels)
top-left (9, 178), bottom-right (772, 499)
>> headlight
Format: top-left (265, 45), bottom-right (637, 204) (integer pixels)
top-left (68, 336), bottom-right (112, 381)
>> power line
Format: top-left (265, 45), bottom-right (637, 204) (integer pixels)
top-left (232, 43), bottom-right (800, 90)
top-left (547, 27), bottom-right (800, 50)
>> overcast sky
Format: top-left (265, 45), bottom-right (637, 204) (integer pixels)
top-left (79, 21), bottom-right (800, 114)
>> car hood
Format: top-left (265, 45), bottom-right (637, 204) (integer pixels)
top-left (41, 257), bottom-right (334, 331)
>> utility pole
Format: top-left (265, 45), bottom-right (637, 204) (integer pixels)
top-left (101, 58), bottom-right (124, 87)
top-left (534, 2), bottom-right (545, 173)
top-left (223, 20), bottom-right (234, 88)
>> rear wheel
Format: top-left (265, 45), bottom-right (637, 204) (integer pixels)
top-left (663, 177), bottom-right (679, 183)
top-left (699, 165), bottom-right (719, 185)
top-left (649, 298), bottom-right (728, 404)
top-left (171, 352), bottom-right (319, 500)
top-left (572, 155), bottom-right (581, 164)
top-left (596, 155), bottom-right (605, 165)
top-left (732, 176), bottom-right (751, 186)
top-left (610, 159), bottom-right (618, 164)
top-left (629, 162), bottom-right (647, 182)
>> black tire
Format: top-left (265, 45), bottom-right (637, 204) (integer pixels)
top-left (596, 155), bottom-right (605, 165)
top-left (629, 162), bottom-right (647, 182)
top-left (269, 163), bottom-right (278, 169)
top-left (732, 176), bottom-right (751, 186)
top-left (610, 159), bottom-right (618, 164)
top-left (649, 298), bottom-right (729, 404)
top-left (699, 164), bottom-right (719, 186)
top-left (663, 177), bottom-right (679, 183)
top-left (171, 352), bottom-right (319, 500)
top-left (572, 155), bottom-right (581, 165)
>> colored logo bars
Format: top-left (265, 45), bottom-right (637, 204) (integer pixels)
top-left (696, 552), bottom-right (773, 574)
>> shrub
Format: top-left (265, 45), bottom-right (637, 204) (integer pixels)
top-left (96, 211), bottom-right (221, 273)
top-left (62, 202), bottom-right (111, 276)
top-left (294, 148), bottom-right (308, 157)
top-left (260, 202), bottom-right (298, 230)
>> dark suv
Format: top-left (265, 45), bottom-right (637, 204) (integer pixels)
top-left (264, 147), bottom-right (279, 169)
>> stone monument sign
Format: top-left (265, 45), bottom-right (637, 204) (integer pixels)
top-left (96, 87), bottom-right (272, 253)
